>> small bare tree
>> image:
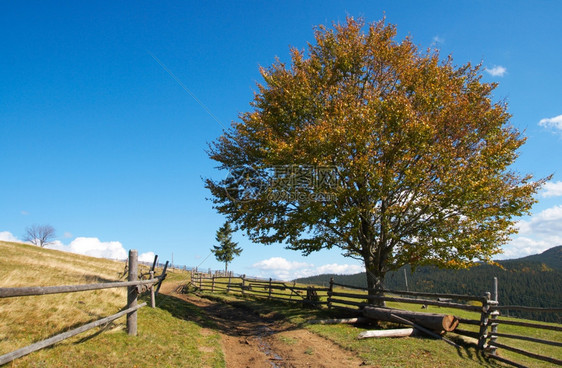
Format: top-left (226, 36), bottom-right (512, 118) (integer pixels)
top-left (24, 224), bottom-right (56, 247)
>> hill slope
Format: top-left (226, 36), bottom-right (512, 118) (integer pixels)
top-left (0, 240), bottom-right (223, 367)
top-left (295, 246), bottom-right (562, 323)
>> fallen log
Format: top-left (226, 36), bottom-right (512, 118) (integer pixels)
top-left (358, 328), bottom-right (414, 339)
top-left (307, 317), bottom-right (371, 325)
top-left (362, 306), bottom-right (459, 333)
top-left (390, 314), bottom-right (461, 348)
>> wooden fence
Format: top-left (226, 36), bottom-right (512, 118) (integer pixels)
top-left (190, 272), bottom-right (328, 307)
top-left (0, 250), bottom-right (168, 366)
top-left (191, 273), bottom-right (561, 367)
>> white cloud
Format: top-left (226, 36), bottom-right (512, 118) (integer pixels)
top-left (485, 65), bottom-right (507, 77)
top-left (498, 236), bottom-right (560, 259)
top-left (47, 237), bottom-right (128, 260)
top-left (63, 232), bottom-right (73, 238)
top-left (316, 263), bottom-right (364, 275)
top-left (139, 251), bottom-right (156, 263)
top-left (0, 231), bottom-right (20, 242)
top-left (538, 114), bottom-right (562, 132)
top-left (1, 230), bottom-right (155, 263)
top-left (253, 257), bottom-right (313, 280)
top-left (501, 205), bottom-right (562, 259)
top-left (252, 257), bottom-right (363, 280)
top-left (431, 35), bottom-right (444, 46)
top-left (542, 181), bottom-right (562, 197)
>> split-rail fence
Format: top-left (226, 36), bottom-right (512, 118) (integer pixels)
top-left (191, 272), bottom-right (561, 368)
top-left (0, 250), bottom-right (169, 366)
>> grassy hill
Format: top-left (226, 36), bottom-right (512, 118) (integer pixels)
top-left (2, 240), bottom-right (559, 367)
top-left (295, 246), bottom-right (562, 323)
top-left (0, 240), bottom-right (223, 367)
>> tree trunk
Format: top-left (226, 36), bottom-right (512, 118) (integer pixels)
top-left (364, 254), bottom-right (386, 307)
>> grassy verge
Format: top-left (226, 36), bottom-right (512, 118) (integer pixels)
top-left (200, 286), bottom-right (561, 368)
top-left (0, 241), bottom-right (223, 367)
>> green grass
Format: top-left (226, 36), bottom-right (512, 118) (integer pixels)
top-left (3, 241), bottom-right (558, 368)
top-left (199, 284), bottom-right (561, 368)
top-left (8, 293), bottom-right (224, 367)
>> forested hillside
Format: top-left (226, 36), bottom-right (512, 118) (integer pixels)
top-left (295, 246), bottom-right (562, 323)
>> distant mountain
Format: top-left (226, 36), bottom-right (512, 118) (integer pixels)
top-left (503, 245), bottom-right (562, 271)
top-left (294, 246), bottom-right (562, 323)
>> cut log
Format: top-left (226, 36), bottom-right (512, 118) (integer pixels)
top-left (362, 307), bottom-right (459, 332)
top-left (358, 328), bottom-right (415, 339)
top-left (307, 317), bottom-right (371, 325)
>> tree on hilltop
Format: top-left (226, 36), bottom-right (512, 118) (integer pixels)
top-left (205, 18), bottom-right (547, 301)
top-left (211, 222), bottom-right (242, 274)
top-left (24, 224), bottom-right (56, 247)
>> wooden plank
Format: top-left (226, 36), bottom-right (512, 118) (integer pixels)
top-left (329, 297), bottom-right (367, 308)
top-left (492, 319), bottom-right (562, 332)
top-left (489, 341), bottom-right (562, 365)
top-left (389, 313), bottom-right (461, 348)
top-left (492, 305), bottom-right (562, 312)
top-left (307, 317), bottom-right (371, 325)
top-left (331, 282), bottom-right (486, 302)
top-left (490, 332), bottom-right (562, 347)
top-left (330, 291), bottom-right (481, 312)
top-left (384, 289), bottom-right (486, 303)
top-left (0, 278), bottom-right (162, 298)
top-left (155, 261), bottom-right (169, 296)
top-left (457, 318), bottom-right (482, 326)
top-left (0, 303), bottom-right (147, 366)
top-left (358, 328), bottom-right (414, 339)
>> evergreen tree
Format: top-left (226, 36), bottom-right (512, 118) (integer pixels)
top-left (211, 222), bottom-right (242, 274)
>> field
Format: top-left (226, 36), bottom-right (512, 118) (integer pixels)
top-left (1, 240), bottom-right (560, 367)
top-left (0, 241), bottom-right (223, 367)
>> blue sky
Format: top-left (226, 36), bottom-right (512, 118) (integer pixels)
top-left (1, 1), bottom-right (562, 280)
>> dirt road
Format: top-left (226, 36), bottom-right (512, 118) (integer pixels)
top-left (160, 282), bottom-right (368, 368)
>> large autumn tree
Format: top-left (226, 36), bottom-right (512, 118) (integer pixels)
top-left (206, 18), bottom-right (546, 297)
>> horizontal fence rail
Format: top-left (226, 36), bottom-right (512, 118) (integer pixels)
top-left (0, 303), bottom-right (147, 366)
top-left (192, 272), bottom-right (561, 368)
top-left (0, 278), bottom-right (162, 298)
top-left (0, 250), bottom-right (168, 366)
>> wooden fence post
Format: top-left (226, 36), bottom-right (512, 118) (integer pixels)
top-left (151, 254), bottom-right (158, 273)
top-left (241, 275), bottom-right (246, 296)
top-left (211, 275), bottom-right (215, 293)
top-left (478, 291), bottom-right (491, 349)
top-left (149, 270), bottom-right (155, 308)
top-left (127, 250), bottom-right (138, 336)
top-left (199, 273), bottom-right (202, 290)
top-left (289, 281), bottom-right (296, 301)
top-left (268, 278), bottom-right (272, 300)
top-left (227, 273), bottom-right (232, 293)
top-left (328, 277), bottom-right (334, 310)
top-left (487, 277), bottom-right (499, 355)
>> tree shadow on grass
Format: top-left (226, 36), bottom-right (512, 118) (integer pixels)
top-left (151, 287), bottom-right (318, 338)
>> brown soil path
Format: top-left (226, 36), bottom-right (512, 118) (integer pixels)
top-left (160, 282), bottom-right (369, 368)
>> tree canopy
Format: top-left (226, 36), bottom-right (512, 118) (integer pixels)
top-left (206, 18), bottom-right (546, 293)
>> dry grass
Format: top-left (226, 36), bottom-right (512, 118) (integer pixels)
top-left (0, 241), bottom-right (132, 354)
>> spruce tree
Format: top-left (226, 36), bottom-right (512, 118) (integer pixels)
top-left (211, 222), bottom-right (242, 274)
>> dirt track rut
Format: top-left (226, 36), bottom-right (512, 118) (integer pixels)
top-left (160, 282), bottom-right (369, 368)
